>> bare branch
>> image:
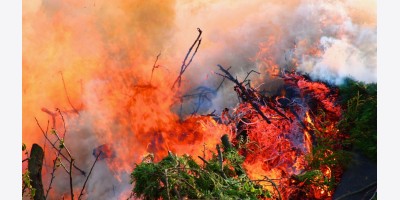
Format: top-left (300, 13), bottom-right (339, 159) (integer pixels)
top-left (69, 159), bottom-right (74, 200)
top-left (172, 28), bottom-right (203, 89)
top-left (60, 71), bottom-right (80, 115)
top-left (56, 108), bottom-right (67, 140)
top-left (215, 66), bottom-right (231, 91)
top-left (197, 156), bottom-right (209, 165)
top-left (45, 150), bottom-right (62, 199)
top-left (241, 70), bottom-right (260, 85)
top-left (78, 152), bottom-right (102, 200)
top-left (150, 52), bottom-right (161, 85)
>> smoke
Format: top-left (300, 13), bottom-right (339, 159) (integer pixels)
top-left (169, 0), bottom-right (376, 115)
top-left (23, 0), bottom-right (376, 199)
top-left (291, 1), bottom-right (377, 85)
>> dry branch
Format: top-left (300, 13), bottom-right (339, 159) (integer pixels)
top-left (150, 52), bottom-right (161, 85)
top-left (216, 64), bottom-right (272, 124)
top-left (45, 150), bottom-right (62, 199)
top-left (172, 28), bottom-right (202, 89)
top-left (60, 72), bottom-right (80, 115)
top-left (78, 152), bottom-right (102, 200)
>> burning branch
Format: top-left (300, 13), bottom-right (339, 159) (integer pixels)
top-left (171, 28), bottom-right (202, 89)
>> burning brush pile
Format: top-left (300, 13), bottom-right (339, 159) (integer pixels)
top-left (22, 1), bottom-right (377, 199)
top-left (130, 65), bottom-right (349, 200)
top-left (22, 29), bottom-right (377, 200)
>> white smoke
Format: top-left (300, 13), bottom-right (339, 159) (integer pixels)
top-left (298, 36), bottom-right (376, 85)
top-left (292, 1), bottom-right (377, 84)
top-left (171, 0), bottom-right (376, 115)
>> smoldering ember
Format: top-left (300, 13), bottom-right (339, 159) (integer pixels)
top-left (23, 1), bottom-right (377, 200)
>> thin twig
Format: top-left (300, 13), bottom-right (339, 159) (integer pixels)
top-left (78, 152), bottom-right (102, 200)
top-left (59, 160), bottom-right (70, 174)
top-left (45, 150), bottom-right (62, 199)
top-left (150, 53), bottom-right (161, 85)
top-left (60, 71), bottom-right (80, 115)
top-left (56, 108), bottom-right (67, 140)
top-left (51, 128), bottom-right (73, 160)
top-left (69, 158), bottom-right (74, 200)
top-left (216, 66), bottom-right (231, 91)
top-left (43, 120), bottom-right (49, 160)
top-left (241, 70), bottom-right (260, 85)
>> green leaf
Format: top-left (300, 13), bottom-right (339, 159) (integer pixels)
top-left (59, 139), bottom-right (64, 149)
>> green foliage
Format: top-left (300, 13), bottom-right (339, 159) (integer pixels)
top-left (59, 138), bottom-right (65, 149)
top-left (294, 170), bottom-right (323, 185)
top-left (130, 143), bottom-right (271, 200)
top-left (299, 107), bottom-right (350, 195)
top-left (338, 78), bottom-right (377, 161)
top-left (22, 171), bottom-right (36, 199)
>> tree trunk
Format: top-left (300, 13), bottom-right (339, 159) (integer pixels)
top-left (28, 143), bottom-right (45, 200)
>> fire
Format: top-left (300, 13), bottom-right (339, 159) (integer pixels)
top-left (23, 0), bottom-right (374, 199)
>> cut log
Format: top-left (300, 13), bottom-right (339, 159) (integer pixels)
top-left (28, 144), bottom-right (45, 200)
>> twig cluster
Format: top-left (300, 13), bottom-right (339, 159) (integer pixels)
top-left (215, 64), bottom-right (292, 124)
top-left (34, 109), bottom-right (101, 199)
